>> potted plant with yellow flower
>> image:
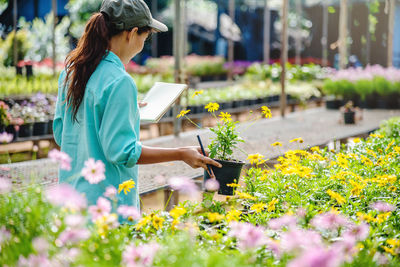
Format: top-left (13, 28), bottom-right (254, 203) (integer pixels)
top-left (177, 100), bottom-right (272, 195)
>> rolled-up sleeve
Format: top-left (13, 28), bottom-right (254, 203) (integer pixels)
top-left (53, 72), bottom-right (66, 146)
top-left (97, 76), bottom-right (142, 167)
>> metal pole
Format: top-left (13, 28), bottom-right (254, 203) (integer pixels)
top-left (151, 0), bottom-right (158, 57)
top-left (366, 0), bottom-right (371, 65)
top-left (281, 0), bottom-right (289, 118)
top-left (263, 0), bottom-right (270, 64)
top-left (228, 0), bottom-right (235, 81)
top-left (52, 0), bottom-right (57, 76)
top-left (173, 0), bottom-right (182, 137)
top-left (295, 0), bottom-right (302, 65)
top-left (13, 0), bottom-right (17, 68)
top-left (322, 1), bottom-right (328, 66)
top-left (339, 0), bottom-right (348, 69)
top-left (387, 0), bottom-right (395, 67)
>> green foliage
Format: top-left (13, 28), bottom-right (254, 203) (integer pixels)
top-left (0, 29), bottom-right (31, 66)
top-left (377, 117), bottom-right (400, 139)
top-left (208, 119), bottom-right (244, 161)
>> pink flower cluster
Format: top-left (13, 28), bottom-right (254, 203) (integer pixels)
top-left (266, 210), bottom-right (370, 267)
top-left (117, 205), bottom-right (141, 220)
top-left (0, 132), bottom-right (13, 144)
top-left (370, 201), bottom-right (395, 213)
top-left (228, 222), bottom-right (267, 250)
top-left (48, 149), bottom-right (72, 171)
top-left (0, 177), bottom-right (12, 194)
top-left (329, 65), bottom-right (400, 83)
top-left (122, 242), bottom-right (160, 267)
top-left (46, 184), bottom-right (87, 211)
top-left (168, 176), bottom-right (199, 195)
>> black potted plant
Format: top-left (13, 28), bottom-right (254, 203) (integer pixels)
top-left (31, 93), bottom-right (50, 136)
top-left (9, 103), bottom-right (35, 138)
top-left (341, 101), bottom-right (356, 124)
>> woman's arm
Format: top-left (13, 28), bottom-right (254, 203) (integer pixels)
top-left (137, 145), bottom-right (222, 170)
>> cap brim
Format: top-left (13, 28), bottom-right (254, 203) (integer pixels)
top-left (149, 18), bottom-right (168, 32)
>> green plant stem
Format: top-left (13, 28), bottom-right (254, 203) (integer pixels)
top-left (183, 115), bottom-right (202, 129)
top-left (164, 190), bottom-right (174, 211)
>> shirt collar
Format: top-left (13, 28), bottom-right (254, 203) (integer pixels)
top-left (103, 51), bottom-right (125, 70)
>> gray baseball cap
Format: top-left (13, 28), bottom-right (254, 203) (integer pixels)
top-left (100, 0), bottom-right (168, 32)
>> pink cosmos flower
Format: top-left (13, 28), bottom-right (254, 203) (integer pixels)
top-left (32, 237), bottom-right (49, 254)
top-left (104, 186), bottom-right (117, 198)
top-left (46, 184), bottom-right (87, 211)
top-left (268, 215), bottom-right (297, 230)
top-left (370, 201), bottom-right (395, 213)
top-left (81, 158), bottom-right (106, 184)
top-left (0, 177), bottom-right (12, 194)
top-left (204, 178), bottom-right (219, 192)
top-left (266, 239), bottom-right (281, 258)
top-left (123, 242), bottom-right (160, 267)
top-left (310, 212), bottom-right (350, 230)
top-left (331, 235), bottom-right (357, 263)
top-left (56, 228), bottom-right (90, 246)
top-left (48, 149), bottom-right (72, 171)
top-left (0, 132), bottom-right (13, 143)
top-left (117, 205), bottom-right (141, 220)
top-left (65, 214), bottom-right (86, 228)
top-left (168, 176), bottom-right (199, 195)
top-left (18, 254), bottom-right (52, 267)
top-left (229, 222), bottom-right (267, 250)
top-left (288, 247), bottom-right (342, 267)
top-left (342, 223), bottom-right (369, 241)
top-left (280, 227), bottom-right (323, 253)
top-left (88, 197), bottom-right (111, 222)
top-left (373, 252), bottom-right (389, 266)
top-left (0, 226), bottom-right (11, 244)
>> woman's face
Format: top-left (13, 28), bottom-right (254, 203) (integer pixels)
top-left (127, 28), bottom-right (150, 60)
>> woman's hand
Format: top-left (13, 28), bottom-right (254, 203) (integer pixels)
top-left (138, 101), bottom-right (147, 108)
top-left (180, 146), bottom-right (222, 170)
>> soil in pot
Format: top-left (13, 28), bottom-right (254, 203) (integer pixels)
top-left (204, 159), bottom-right (245, 195)
top-left (33, 121), bottom-right (49, 136)
top-left (344, 111), bottom-right (355, 124)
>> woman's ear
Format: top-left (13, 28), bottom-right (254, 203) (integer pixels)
top-left (127, 27), bottom-right (138, 41)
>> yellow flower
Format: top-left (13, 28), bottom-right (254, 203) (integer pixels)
top-left (289, 137), bottom-right (304, 143)
top-left (370, 133), bottom-right (384, 138)
top-left (226, 209), bottom-right (242, 222)
top-left (376, 212), bottom-right (391, 224)
top-left (152, 215), bottom-right (165, 230)
top-left (118, 179), bottom-right (135, 195)
top-left (170, 206), bottom-right (187, 219)
top-left (176, 109), bottom-right (190, 118)
top-left (192, 90), bottom-right (204, 98)
top-left (353, 138), bottom-right (361, 143)
top-left (385, 139), bottom-right (395, 152)
top-left (208, 212), bottom-right (224, 223)
top-left (357, 212), bottom-right (376, 223)
top-left (135, 215), bottom-right (151, 230)
top-left (247, 153), bottom-right (265, 165)
top-left (261, 106), bottom-right (272, 118)
top-left (383, 246), bottom-right (397, 256)
top-left (227, 182), bottom-right (240, 188)
top-left (171, 219), bottom-right (179, 229)
top-left (271, 142), bottom-right (283, 147)
top-left (326, 189), bottom-right (346, 205)
top-left (235, 191), bottom-right (257, 200)
top-left (205, 102), bottom-right (219, 112)
top-left (95, 213), bottom-right (118, 237)
top-left (219, 112), bottom-right (232, 122)
top-left (387, 239), bottom-right (400, 248)
top-left (250, 203), bottom-right (267, 213)
top-left (310, 146), bottom-right (321, 153)
top-left (267, 199), bottom-right (278, 212)
top-left (388, 186), bottom-right (397, 192)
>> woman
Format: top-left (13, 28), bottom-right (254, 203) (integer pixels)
top-left (53, 0), bottom-right (221, 210)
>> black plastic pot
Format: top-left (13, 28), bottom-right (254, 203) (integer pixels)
top-left (48, 120), bottom-right (54, 134)
top-left (344, 111), bottom-right (355, 124)
top-left (204, 159), bottom-right (245, 195)
top-left (326, 99), bottom-right (343, 110)
top-left (18, 123), bottom-right (33, 138)
top-left (33, 121), bottom-right (49, 136)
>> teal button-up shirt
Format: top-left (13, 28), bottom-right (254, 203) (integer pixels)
top-left (53, 51), bottom-right (142, 209)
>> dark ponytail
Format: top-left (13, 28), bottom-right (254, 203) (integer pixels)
top-left (64, 12), bottom-right (115, 122)
top-left (64, 13), bottom-right (152, 123)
